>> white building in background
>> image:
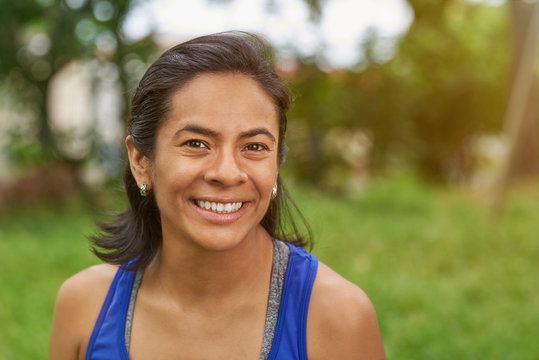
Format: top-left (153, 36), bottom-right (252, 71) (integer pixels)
top-left (47, 59), bottom-right (124, 184)
top-left (48, 61), bottom-right (94, 160)
top-left (0, 59), bottom-right (124, 184)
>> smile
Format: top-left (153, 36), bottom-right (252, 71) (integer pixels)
top-left (195, 200), bottom-right (243, 214)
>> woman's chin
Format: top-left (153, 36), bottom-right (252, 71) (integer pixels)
top-left (192, 229), bottom-right (255, 253)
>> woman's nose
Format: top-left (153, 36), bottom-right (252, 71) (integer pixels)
top-left (203, 149), bottom-right (248, 186)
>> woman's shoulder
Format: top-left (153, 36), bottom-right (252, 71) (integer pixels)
top-left (49, 264), bottom-right (118, 359)
top-left (56, 263), bottom-right (119, 312)
top-left (306, 261), bottom-right (386, 360)
top-left (64, 262), bottom-right (118, 287)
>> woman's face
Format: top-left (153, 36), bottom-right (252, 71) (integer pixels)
top-left (149, 73), bottom-right (279, 251)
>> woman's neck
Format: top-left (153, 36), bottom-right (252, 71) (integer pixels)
top-left (144, 225), bottom-right (273, 310)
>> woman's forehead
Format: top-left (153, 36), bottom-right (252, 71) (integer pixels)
top-left (163, 73), bottom-right (279, 133)
top-left (171, 73), bottom-right (273, 106)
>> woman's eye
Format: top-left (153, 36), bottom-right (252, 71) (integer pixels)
top-left (184, 140), bottom-right (207, 149)
top-left (244, 143), bottom-right (268, 152)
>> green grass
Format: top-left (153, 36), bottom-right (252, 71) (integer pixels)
top-left (1, 174), bottom-right (538, 359)
top-left (0, 205), bottom-right (99, 359)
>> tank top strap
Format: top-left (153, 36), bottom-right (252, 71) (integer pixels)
top-left (85, 264), bottom-right (134, 360)
top-left (266, 243), bottom-right (319, 360)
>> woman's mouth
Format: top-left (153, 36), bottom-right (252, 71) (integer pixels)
top-left (194, 200), bottom-right (243, 214)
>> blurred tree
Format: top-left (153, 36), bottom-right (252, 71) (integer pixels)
top-left (0, 0), bottom-right (156, 209)
top-left (0, 0), bottom-right (156, 167)
top-left (286, 62), bottom-right (354, 187)
top-left (1, 0), bottom-right (526, 197)
top-left (491, 0), bottom-right (539, 217)
top-left (287, 0), bottom-right (511, 187)
top-left (382, 0), bottom-right (510, 182)
top-left (503, 0), bottom-right (539, 178)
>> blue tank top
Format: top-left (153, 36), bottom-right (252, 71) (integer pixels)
top-left (85, 243), bottom-right (318, 360)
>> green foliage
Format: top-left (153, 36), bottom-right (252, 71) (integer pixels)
top-left (0, 0), bottom-right (157, 170)
top-left (0, 206), bottom-right (98, 359)
top-left (391, 0), bottom-right (510, 181)
top-left (286, 0), bottom-right (512, 186)
top-left (291, 174), bottom-right (538, 359)
top-left (0, 0), bottom-right (525, 191)
top-left (4, 133), bottom-right (54, 169)
top-left (2, 176), bottom-right (538, 359)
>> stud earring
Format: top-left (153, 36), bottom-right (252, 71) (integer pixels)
top-left (140, 183), bottom-right (147, 197)
top-left (271, 186), bottom-right (277, 200)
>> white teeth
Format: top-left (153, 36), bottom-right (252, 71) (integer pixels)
top-left (195, 200), bottom-right (243, 214)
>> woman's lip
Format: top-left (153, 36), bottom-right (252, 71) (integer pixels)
top-left (192, 197), bottom-right (246, 203)
top-left (191, 200), bottom-right (251, 225)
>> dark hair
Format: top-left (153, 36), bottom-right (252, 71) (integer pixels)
top-left (91, 31), bottom-right (312, 270)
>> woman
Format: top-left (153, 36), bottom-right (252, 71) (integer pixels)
top-left (49, 32), bottom-right (385, 360)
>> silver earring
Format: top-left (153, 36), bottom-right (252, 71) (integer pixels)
top-left (140, 183), bottom-right (147, 197)
top-left (271, 186), bottom-right (277, 200)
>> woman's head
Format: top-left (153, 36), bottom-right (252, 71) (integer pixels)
top-left (128, 31), bottom-right (290, 163)
top-left (92, 32), bottom-right (311, 269)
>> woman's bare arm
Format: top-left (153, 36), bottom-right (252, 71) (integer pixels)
top-left (307, 262), bottom-right (386, 360)
top-left (49, 264), bottom-right (116, 360)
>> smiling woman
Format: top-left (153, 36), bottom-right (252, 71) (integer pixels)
top-left (49, 32), bottom-right (385, 360)
top-left (138, 72), bottom-right (281, 253)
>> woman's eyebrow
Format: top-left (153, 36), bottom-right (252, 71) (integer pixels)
top-left (173, 125), bottom-right (276, 143)
top-left (174, 125), bottom-right (219, 138)
top-left (239, 128), bottom-right (276, 143)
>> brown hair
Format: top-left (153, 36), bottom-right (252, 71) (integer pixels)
top-left (91, 32), bottom-right (312, 270)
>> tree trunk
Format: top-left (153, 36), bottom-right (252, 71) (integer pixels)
top-left (507, 0), bottom-right (539, 178)
top-left (490, 1), bottom-right (539, 218)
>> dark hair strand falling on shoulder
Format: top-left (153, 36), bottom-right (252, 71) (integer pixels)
top-left (90, 31), bottom-right (312, 270)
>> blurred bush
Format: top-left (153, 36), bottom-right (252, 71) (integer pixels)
top-left (0, 0), bottom-right (157, 209)
top-left (1, 0), bottom-right (538, 208)
top-left (284, 0), bottom-right (515, 189)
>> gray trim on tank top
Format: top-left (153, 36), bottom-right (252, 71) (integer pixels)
top-left (125, 267), bottom-right (143, 350)
top-left (123, 239), bottom-right (290, 359)
top-left (259, 239), bottom-right (289, 359)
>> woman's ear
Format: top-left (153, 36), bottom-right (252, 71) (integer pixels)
top-left (126, 135), bottom-right (152, 189)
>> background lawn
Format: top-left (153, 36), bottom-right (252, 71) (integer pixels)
top-left (1, 174), bottom-right (538, 359)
